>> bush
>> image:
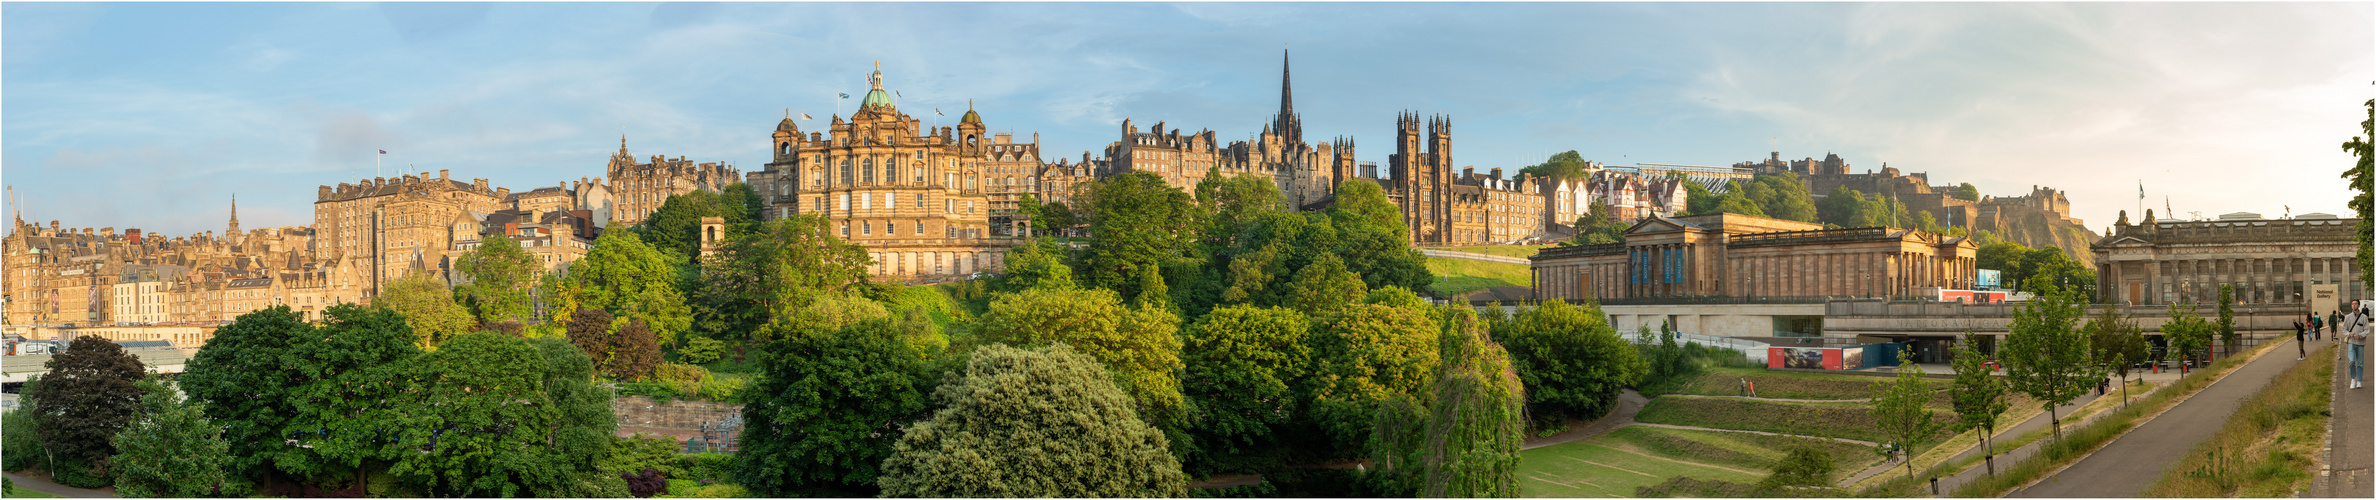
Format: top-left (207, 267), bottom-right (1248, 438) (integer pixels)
top-left (689, 484), bottom-right (751, 498)
top-left (1189, 481), bottom-right (1279, 498)
top-left (678, 336), bottom-right (729, 365)
top-left (1636, 476), bottom-right (1754, 498)
top-left (603, 434), bottom-right (688, 478)
top-left (49, 459), bottom-right (110, 488)
top-left (2, 392), bottom-right (46, 472)
top-left (1757, 446), bottom-right (1838, 491)
top-left (623, 468), bottom-right (668, 498)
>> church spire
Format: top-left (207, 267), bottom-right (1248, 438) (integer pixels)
top-left (227, 193), bottom-right (240, 236)
top-left (1273, 49), bottom-right (1301, 144)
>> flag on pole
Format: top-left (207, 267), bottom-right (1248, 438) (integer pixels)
top-left (934, 108), bottom-right (943, 116)
top-left (2166, 196), bottom-right (2172, 216)
top-left (895, 91), bottom-right (902, 98)
top-left (838, 92), bottom-right (850, 99)
top-left (800, 113), bottom-right (812, 120)
top-left (2138, 181), bottom-right (2145, 199)
top-left (378, 149), bottom-right (387, 155)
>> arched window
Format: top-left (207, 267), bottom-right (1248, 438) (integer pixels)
top-left (862, 159), bottom-right (875, 183)
top-left (779, 142), bottom-right (791, 156)
top-left (840, 159), bottom-right (853, 185)
top-left (886, 162), bottom-right (899, 184)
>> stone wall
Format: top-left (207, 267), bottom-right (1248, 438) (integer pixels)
top-left (612, 395), bottom-right (743, 431)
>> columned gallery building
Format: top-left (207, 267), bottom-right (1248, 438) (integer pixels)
top-left (1530, 213), bottom-right (1980, 301)
top-left (2092, 210), bottom-right (2362, 307)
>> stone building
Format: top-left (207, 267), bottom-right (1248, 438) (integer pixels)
top-left (1107, 52), bottom-right (1340, 210)
top-left (508, 185), bottom-right (576, 217)
top-left (460, 209), bottom-right (599, 275)
top-left (1531, 213), bottom-right (1978, 301)
top-left (748, 64), bottom-right (1018, 277)
top-left (2092, 210), bottom-right (2362, 307)
top-left (1585, 170), bottom-right (1688, 222)
top-left (315, 171), bottom-right (509, 298)
top-left (603, 139), bottom-right (742, 226)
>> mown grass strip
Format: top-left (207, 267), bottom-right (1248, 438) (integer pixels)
top-left (2141, 344), bottom-right (2335, 497)
top-left (1426, 258), bottom-right (1533, 296)
top-left (1948, 340), bottom-right (2281, 497)
top-left (1637, 395), bottom-right (1955, 445)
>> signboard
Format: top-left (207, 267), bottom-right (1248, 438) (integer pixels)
top-left (1938, 289), bottom-right (2010, 304)
top-left (1768, 347), bottom-right (1839, 370)
top-left (2310, 284), bottom-right (2341, 317)
top-left (1975, 269), bottom-right (2002, 289)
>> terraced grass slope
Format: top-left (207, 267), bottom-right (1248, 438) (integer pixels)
top-left (1426, 257), bottom-right (1533, 296)
top-left (1441, 245), bottom-right (1552, 259)
top-left (1518, 426), bottom-right (1881, 498)
top-left (1634, 396), bottom-right (1957, 444)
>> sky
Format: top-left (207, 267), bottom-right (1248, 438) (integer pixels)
top-left (4, 2), bottom-right (2371, 238)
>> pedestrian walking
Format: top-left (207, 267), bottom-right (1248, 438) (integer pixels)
top-left (2311, 314), bottom-right (2322, 341)
top-left (2350, 309), bottom-right (2368, 389)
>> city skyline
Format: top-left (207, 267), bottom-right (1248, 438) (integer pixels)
top-left (4, 2), bottom-right (2369, 236)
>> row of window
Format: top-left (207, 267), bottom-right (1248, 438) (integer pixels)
top-left (837, 220), bottom-right (982, 240)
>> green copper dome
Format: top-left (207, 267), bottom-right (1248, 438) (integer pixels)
top-left (861, 66), bottom-right (894, 110)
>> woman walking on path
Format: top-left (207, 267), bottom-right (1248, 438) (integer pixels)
top-left (2297, 321), bottom-right (2307, 360)
top-left (2349, 308), bottom-right (2367, 389)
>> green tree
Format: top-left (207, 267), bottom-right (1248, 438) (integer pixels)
top-left (109, 377), bottom-right (232, 498)
top-left (995, 237), bottom-right (1076, 293)
top-left (180, 306), bottom-right (315, 481)
top-left (1304, 302), bottom-right (1441, 455)
top-left (269, 305), bottom-right (427, 491)
top-left (377, 272), bottom-right (475, 347)
top-left (1709, 191), bottom-right (1769, 218)
top-left (1328, 191), bottom-right (1434, 293)
top-left (634, 189), bottom-right (727, 260)
top-left (1756, 446), bottom-right (1838, 491)
top-left (1752, 172), bottom-right (1819, 222)
top-left (1179, 306), bottom-right (1313, 474)
top-left (1949, 332), bottom-right (2009, 476)
top-left (695, 215), bottom-right (874, 340)
top-left (386, 332), bottom-right (566, 496)
top-left (2, 375), bottom-right (44, 472)
top-left (2001, 291), bottom-right (2096, 439)
top-left (1040, 200), bottom-right (1079, 236)
top-left (1871, 357), bottom-right (1940, 481)
top-left (1488, 300), bottom-right (1647, 425)
top-left (455, 235), bottom-right (544, 326)
top-left (1954, 183), bottom-right (1981, 202)
top-left (566, 227), bottom-right (682, 316)
top-left (1817, 186), bottom-right (1867, 227)
top-left (735, 318), bottom-right (932, 495)
top-left (619, 286), bottom-right (693, 349)
top-left (1083, 171), bottom-right (1198, 300)
top-left (876, 344), bottom-right (1187, 497)
top-left (2085, 307), bottom-right (2149, 405)
top-left (1286, 253), bottom-right (1369, 317)
top-left (24, 336), bottom-right (147, 486)
top-left (974, 287), bottom-right (1185, 425)
top-left (2163, 303), bottom-right (2218, 373)
top-left (2346, 99), bottom-right (2374, 284)
top-left (1914, 211), bottom-right (1944, 234)
top-left (1517, 151), bottom-right (1591, 181)
top-left (1421, 309), bottom-right (1526, 498)
top-left (2217, 284), bottom-right (2239, 355)
top-left (527, 336), bottom-right (616, 474)
top-left (1332, 181), bottom-right (1409, 243)
top-left (1682, 177), bottom-right (1715, 216)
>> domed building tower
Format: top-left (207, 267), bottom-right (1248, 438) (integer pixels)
top-left (754, 63), bottom-right (1042, 278)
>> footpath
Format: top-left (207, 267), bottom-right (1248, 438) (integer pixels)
top-left (2009, 338), bottom-right (2318, 497)
top-left (3, 470), bottom-right (118, 498)
top-left (2310, 338), bottom-right (2373, 498)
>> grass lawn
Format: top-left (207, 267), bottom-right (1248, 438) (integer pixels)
top-left (3, 485), bottom-right (63, 498)
top-left (1519, 426), bottom-right (1883, 497)
top-left (1654, 366), bottom-right (1950, 401)
top-left (1635, 395), bottom-right (1957, 445)
top-left (1519, 428), bottom-right (1766, 497)
top-left (1426, 258), bottom-right (1533, 296)
top-left (1441, 245), bottom-right (1552, 259)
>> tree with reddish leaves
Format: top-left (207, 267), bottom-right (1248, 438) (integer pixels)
top-left (605, 320), bottom-right (662, 382)
top-left (623, 468), bottom-right (668, 498)
top-left (566, 308), bottom-right (615, 367)
top-left (24, 336), bottom-right (147, 487)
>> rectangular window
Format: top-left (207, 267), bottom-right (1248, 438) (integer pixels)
top-left (885, 193), bottom-right (896, 209)
top-left (863, 222), bottom-right (872, 235)
top-left (862, 192), bottom-right (873, 209)
top-left (839, 194), bottom-right (850, 210)
top-left (917, 222), bottom-right (927, 235)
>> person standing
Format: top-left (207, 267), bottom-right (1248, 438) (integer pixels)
top-left (2296, 320), bottom-right (2307, 361)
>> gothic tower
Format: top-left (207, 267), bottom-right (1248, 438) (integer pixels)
top-left (1271, 50), bottom-right (1301, 145)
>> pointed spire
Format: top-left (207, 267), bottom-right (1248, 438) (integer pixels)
top-left (1274, 49), bottom-right (1299, 144)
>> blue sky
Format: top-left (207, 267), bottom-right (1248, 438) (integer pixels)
top-left (5, 2), bottom-right (2370, 238)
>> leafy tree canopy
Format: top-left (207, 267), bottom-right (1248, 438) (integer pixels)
top-left (1487, 299), bottom-right (1647, 424)
top-left (877, 343), bottom-right (1187, 497)
top-left (1082, 171), bottom-right (1198, 301)
top-left (694, 215), bottom-right (873, 340)
top-left (1179, 305), bottom-right (1313, 473)
top-left (974, 287), bottom-right (1185, 425)
top-left (110, 377), bottom-right (233, 498)
top-left (1303, 301), bottom-right (1441, 454)
top-left (25, 335), bottom-right (147, 478)
top-left (454, 234), bottom-right (543, 326)
top-left (378, 272), bottom-right (475, 348)
top-left (734, 318), bottom-right (932, 495)
top-left (1422, 309), bottom-right (1526, 498)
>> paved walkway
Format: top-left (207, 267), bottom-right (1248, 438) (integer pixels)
top-left (3, 470), bottom-right (118, 498)
top-left (2010, 338), bottom-right (2322, 497)
top-left (2310, 340), bottom-right (2373, 498)
top-left (1415, 248), bottom-right (1530, 265)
